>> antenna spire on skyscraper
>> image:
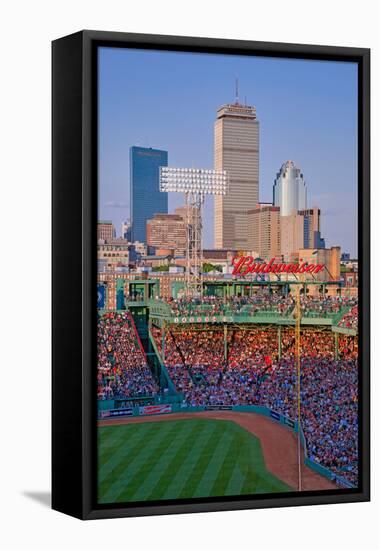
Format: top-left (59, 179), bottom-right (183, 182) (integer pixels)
top-left (235, 76), bottom-right (239, 104)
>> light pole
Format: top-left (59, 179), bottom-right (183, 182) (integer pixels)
top-left (160, 166), bottom-right (229, 296)
top-left (294, 284), bottom-right (302, 492)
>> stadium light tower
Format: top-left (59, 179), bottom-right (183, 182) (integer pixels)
top-left (160, 167), bottom-right (229, 296)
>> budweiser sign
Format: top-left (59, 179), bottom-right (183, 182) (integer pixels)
top-left (231, 256), bottom-right (325, 277)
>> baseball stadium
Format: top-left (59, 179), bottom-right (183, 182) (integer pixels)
top-left (97, 275), bottom-right (358, 505)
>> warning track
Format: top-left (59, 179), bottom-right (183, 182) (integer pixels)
top-left (98, 410), bottom-right (336, 491)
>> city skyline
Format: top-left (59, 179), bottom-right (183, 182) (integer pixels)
top-left (99, 47), bottom-right (358, 255)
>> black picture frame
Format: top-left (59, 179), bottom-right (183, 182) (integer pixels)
top-left (52, 30), bottom-right (370, 520)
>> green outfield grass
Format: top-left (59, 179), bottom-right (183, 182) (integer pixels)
top-left (98, 418), bottom-right (290, 504)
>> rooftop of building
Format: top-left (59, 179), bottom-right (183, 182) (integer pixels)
top-left (275, 160), bottom-right (304, 179)
top-left (217, 101), bottom-right (257, 120)
top-left (97, 238), bottom-right (130, 247)
top-left (130, 145), bottom-right (168, 155)
top-left (99, 237), bottom-right (129, 244)
top-left (247, 205), bottom-right (280, 214)
top-left (141, 254), bottom-right (173, 260)
top-left (298, 208), bottom-right (320, 215)
top-left (203, 249), bottom-right (237, 259)
top-left (147, 213), bottom-right (184, 221)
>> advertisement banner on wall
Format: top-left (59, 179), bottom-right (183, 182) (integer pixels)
top-left (109, 407), bottom-right (134, 417)
top-left (204, 405), bottom-right (233, 411)
top-left (97, 284), bottom-right (106, 309)
top-left (139, 404), bottom-right (172, 415)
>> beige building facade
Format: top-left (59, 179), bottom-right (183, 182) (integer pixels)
top-left (281, 208), bottom-right (323, 261)
top-left (97, 238), bottom-right (129, 267)
top-left (173, 205), bottom-right (199, 227)
top-left (298, 246), bottom-right (341, 282)
top-left (214, 101), bottom-right (259, 250)
top-left (247, 205), bottom-right (281, 260)
top-left (146, 213), bottom-right (186, 256)
top-left (281, 213), bottom-right (304, 261)
top-left (97, 221), bottom-right (115, 242)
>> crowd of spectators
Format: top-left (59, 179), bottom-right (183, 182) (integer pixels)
top-left (96, 305), bottom-right (359, 485)
top-left (338, 305), bottom-right (358, 331)
top-left (151, 325), bottom-right (358, 485)
top-left (97, 312), bottom-right (158, 400)
top-left (165, 293), bottom-right (358, 322)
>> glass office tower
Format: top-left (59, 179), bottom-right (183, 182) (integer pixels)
top-left (273, 160), bottom-right (307, 216)
top-left (130, 146), bottom-right (168, 243)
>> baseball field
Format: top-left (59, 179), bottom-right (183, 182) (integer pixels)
top-left (98, 411), bottom-right (336, 504)
top-left (98, 417), bottom-right (290, 503)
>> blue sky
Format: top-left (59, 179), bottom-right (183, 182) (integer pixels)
top-left (99, 47), bottom-right (358, 256)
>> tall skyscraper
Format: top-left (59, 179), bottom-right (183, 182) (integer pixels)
top-left (273, 160), bottom-right (307, 216)
top-left (130, 146), bottom-right (168, 243)
top-left (247, 204), bottom-right (281, 260)
top-left (214, 98), bottom-right (259, 250)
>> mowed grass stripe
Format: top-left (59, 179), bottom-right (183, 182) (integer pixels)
top-left (98, 424), bottom-right (148, 467)
top-left (193, 420), bottom-right (254, 497)
top-left (98, 423), bottom-right (165, 502)
top-left (209, 434), bottom-right (242, 496)
top-left (98, 418), bottom-right (292, 504)
top-left (98, 426), bottom-right (136, 462)
top-left (98, 423), bottom-right (157, 483)
top-left (245, 468), bottom-right (290, 494)
top-left (223, 459), bottom-right (245, 497)
top-left (176, 422), bottom-right (226, 499)
top-left (190, 427), bottom-right (234, 499)
top-left (98, 424), bottom-right (137, 453)
top-left (222, 425), bottom-right (262, 496)
top-left (162, 422), bottom-right (222, 500)
top-left (143, 422), bottom-right (207, 501)
top-left (112, 422), bottom-right (184, 503)
top-left (98, 424), bottom-right (158, 477)
top-left (129, 422), bottom-right (202, 502)
top-left (234, 427), bottom-right (264, 494)
top-left (240, 466), bottom-right (290, 495)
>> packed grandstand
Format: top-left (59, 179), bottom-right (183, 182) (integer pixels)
top-left (97, 312), bottom-right (159, 400)
top-left (97, 294), bottom-right (359, 486)
top-left (166, 293), bottom-right (357, 317)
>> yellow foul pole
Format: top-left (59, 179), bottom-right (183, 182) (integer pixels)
top-left (295, 285), bottom-right (302, 492)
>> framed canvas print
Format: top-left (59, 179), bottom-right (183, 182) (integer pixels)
top-left (52, 30), bottom-right (370, 519)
